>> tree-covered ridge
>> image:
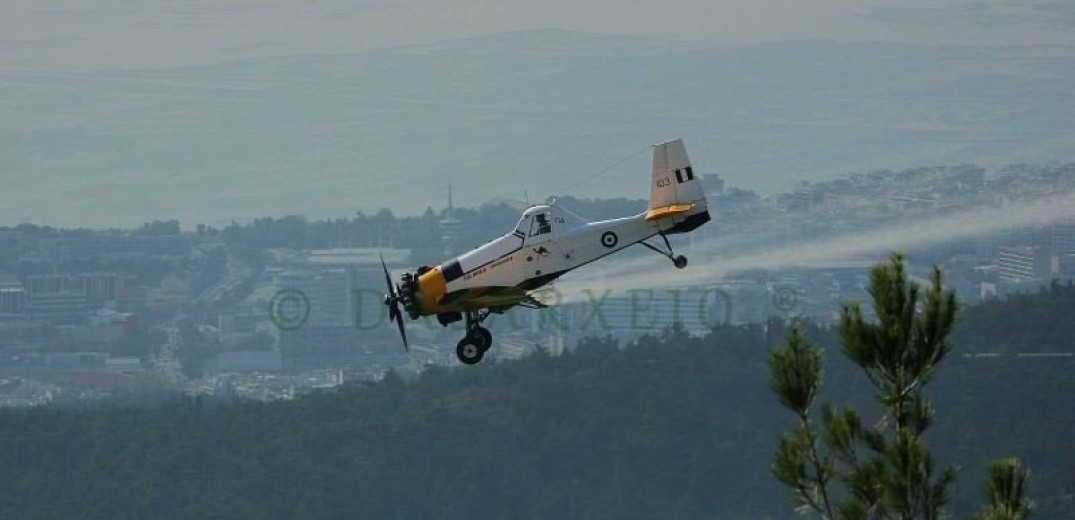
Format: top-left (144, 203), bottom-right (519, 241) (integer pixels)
top-left (0, 289), bottom-right (1071, 519)
top-left (952, 280), bottom-right (1075, 354)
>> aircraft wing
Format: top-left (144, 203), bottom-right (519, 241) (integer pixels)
top-left (438, 286), bottom-right (548, 312)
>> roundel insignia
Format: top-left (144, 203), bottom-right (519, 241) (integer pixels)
top-left (600, 231), bottom-right (618, 248)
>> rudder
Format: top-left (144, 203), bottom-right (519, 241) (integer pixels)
top-left (647, 139), bottom-right (709, 233)
top-left (649, 139), bottom-right (705, 210)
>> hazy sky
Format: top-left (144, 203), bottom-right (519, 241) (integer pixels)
top-left (3, 0), bottom-right (1073, 72)
top-left (3, 0), bottom-right (1073, 228)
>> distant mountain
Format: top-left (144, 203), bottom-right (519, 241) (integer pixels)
top-left (2, 30), bottom-right (1072, 227)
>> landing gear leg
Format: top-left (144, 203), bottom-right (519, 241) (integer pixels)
top-left (641, 233), bottom-right (688, 270)
top-left (456, 310), bottom-right (494, 365)
top-left (472, 326), bottom-right (493, 352)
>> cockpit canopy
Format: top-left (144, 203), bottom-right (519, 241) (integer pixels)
top-left (513, 204), bottom-right (586, 241)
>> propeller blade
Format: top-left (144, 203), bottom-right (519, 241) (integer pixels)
top-left (380, 252), bottom-right (409, 353)
top-left (395, 313), bottom-right (409, 352)
top-left (379, 253), bottom-right (396, 297)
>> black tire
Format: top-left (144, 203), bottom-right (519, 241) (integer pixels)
top-left (472, 326), bottom-right (493, 351)
top-left (674, 255), bottom-right (688, 269)
top-left (456, 338), bottom-right (484, 365)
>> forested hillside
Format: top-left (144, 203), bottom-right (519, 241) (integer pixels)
top-left (952, 280), bottom-right (1075, 354)
top-left (0, 288), bottom-right (1071, 519)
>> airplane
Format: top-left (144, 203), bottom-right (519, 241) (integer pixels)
top-left (381, 138), bottom-right (710, 364)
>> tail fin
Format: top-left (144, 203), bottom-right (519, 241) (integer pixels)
top-left (646, 139), bottom-right (710, 233)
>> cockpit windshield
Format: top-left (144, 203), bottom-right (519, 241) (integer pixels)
top-left (514, 215), bottom-right (531, 236)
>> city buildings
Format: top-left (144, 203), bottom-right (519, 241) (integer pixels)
top-left (1, 160), bottom-right (1073, 405)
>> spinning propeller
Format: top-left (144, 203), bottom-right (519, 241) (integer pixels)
top-left (380, 253), bottom-right (409, 352)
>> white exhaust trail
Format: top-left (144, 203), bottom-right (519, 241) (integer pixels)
top-left (551, 192), bottom-right (1075, 304)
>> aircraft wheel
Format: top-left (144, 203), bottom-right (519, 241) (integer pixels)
top-left (674, 255), bottom-right (688, 269)
top-left (472, 326), bottom-right (493, 352)
top-left (456, 338), bottom-right (485, 365)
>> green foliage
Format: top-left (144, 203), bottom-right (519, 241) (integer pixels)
top-left (840, 255), bottom-right (958, 430)
top-left (970, 458), bottom-right (1034, 520)
top-left (769, 254), bottom-right (1032, 520)
top-left (770, 326), bottom-right (823, 416)
top-left (770, 326), bottom-right (837, 517)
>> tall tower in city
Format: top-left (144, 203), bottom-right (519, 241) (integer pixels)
top-left (440, 182), bottom-right (462, 257)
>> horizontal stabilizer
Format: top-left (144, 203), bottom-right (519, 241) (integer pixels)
top-left (645, 203), bottom-right (694, 221)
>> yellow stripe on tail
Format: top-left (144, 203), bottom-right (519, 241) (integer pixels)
top-left (645, 203), bottom-right (695, 221)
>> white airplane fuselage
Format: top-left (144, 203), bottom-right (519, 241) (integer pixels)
top-left (405, 201), bottom-right (709, 318)
top-left (453, 211), bottom-right (657, 290)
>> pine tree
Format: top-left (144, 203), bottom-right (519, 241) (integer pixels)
top-left (969, 458), bottom-right (1034, 520)
top-left (769, 253), bottom-right (1032, 520)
